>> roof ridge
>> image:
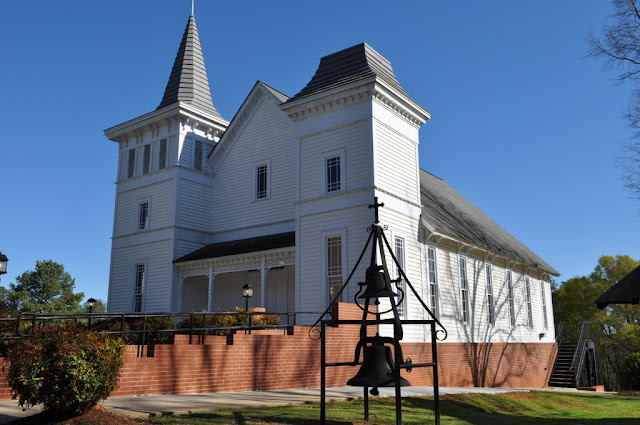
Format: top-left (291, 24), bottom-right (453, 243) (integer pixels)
top-left (156, 15), bottom-right (224, 120)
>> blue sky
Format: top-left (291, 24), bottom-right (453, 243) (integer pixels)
top-left (0, 1), bottom-right (637, 303)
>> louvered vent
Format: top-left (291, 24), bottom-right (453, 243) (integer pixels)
top-left (127, 149), bottom-right (136, 179)
top-left (143, 144), bottom-right (151, 174)
top-left (194, 141), bottom-right (203, 172)
top-left (159, 139), bottom-right (167, 169)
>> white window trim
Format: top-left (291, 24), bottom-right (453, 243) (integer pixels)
top-left (426, 245), bottom-right (440, 320)
top-left (137, 197), bottom-right (151, 231)
top-left (459, 254), bottom-right (470, 325)
top-left (541, 279), bottom-right (549, 330)
top-left (132, 260), bottom-right (147, 312)
top-left (322, 148), bottom-right (346, 195)
top-left (485, 262), bottom-right (495, 326)
top-left (321, 229), bottom-right (347, 306)
top-left (253, 159), bottom-right (272, 201)
top-left (506, 269), bottom-right (516, 328)
top-left (525, 276), bottom-right (533, 329)
top-left (393, 235), bottom-right (407, 319)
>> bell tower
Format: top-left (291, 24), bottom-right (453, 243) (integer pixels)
top-left (104, 14), bottom-right (228, 313)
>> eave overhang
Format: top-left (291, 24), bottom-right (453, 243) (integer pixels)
top-left (104, 102), bottom-right (229, 142)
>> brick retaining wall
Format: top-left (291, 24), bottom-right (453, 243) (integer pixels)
top-left (0, 303), bottom-right (557, 398)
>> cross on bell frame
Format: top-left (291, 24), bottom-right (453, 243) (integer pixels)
top-left (312, 197), bottom-right (447, 425)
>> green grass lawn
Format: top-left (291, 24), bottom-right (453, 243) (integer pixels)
top-left (151, 391), bottom-right (640, 425)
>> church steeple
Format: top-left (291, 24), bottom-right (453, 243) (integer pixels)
top-left (157, 15), bottom-right (223, 120)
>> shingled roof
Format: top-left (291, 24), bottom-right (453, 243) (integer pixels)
top-left (595, 265), bottom-right (640, 309)
top-left (174, 232), bottom-right (295, 263)
top-left (420, 170), bottom-right (558, 275)
top-left (286, 43), bottom-right (410, 103)
top-left (157, 15), bottom-right (224, 120)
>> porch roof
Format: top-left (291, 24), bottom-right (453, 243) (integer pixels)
top-left (174, 232), bottom-right (295, 263)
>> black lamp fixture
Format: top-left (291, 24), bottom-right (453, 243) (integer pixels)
top-left (0, 253), bottom-right (8, 276)
top-left (86, 298), bottom-right (96, 313)
top-left (242, 283), bottom-right (253, 312)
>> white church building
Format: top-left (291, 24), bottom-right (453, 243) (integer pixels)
top-left (104, 14), bottom-right (558, 344)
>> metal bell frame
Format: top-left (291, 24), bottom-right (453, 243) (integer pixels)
top-left (311, 198), bottom-right (447, 425)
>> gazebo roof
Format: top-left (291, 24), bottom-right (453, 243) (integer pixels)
top-left (595, 264), bottom-right (640, 309)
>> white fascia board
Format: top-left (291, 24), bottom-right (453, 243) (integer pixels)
top-left (104, 103), bottom-right (229, 141)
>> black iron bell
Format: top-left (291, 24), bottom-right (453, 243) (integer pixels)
top-left (358, 265), bottom-right (397, 299)
top-left (347, 342), bottom-right (410, 393)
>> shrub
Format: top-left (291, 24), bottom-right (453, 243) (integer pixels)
top-left (6, 323), bottom-right (124, 415)
top-left (103, 316), bottom-right (175, 345)
top-left (620, 352), bottom-right (640, 390)
top-left (177, 307), bottom-right (281, 336)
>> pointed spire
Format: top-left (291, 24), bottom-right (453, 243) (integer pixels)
top-left (157, 15), bottom-right (223, 120)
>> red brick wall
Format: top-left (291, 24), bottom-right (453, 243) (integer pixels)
top-left (0, 303), bottom-right (557, 399)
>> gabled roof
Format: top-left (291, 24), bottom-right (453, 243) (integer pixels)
top-left (157, 15), bottom-right (224, 121)
top-left (286, 43), bottom-right (410, 103)
top-left (420, 169), bottom-right (558, 276)
top-left (595, 265), bottom-right (640, 309)
top-left (174, 232), bottom-right (295, 263)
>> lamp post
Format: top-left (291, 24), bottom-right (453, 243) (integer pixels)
top-left (242, 284), bottom-right (253, 312)
top-left (0, 253), bottom-right (8, 282)
top-left (86, 298), bottom-right (96, 328)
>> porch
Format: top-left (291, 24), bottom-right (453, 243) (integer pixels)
top-left (174, 232), bottom-right (296, 314)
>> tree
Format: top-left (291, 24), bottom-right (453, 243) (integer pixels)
top-left (553, 254), bottom-right (640, 390)
top-left (588, 0), bottom-right (640, 200)
top-left (3, 260), bottom-right (84, 313)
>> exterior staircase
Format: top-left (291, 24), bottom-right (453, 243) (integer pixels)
top-left (549, 342), bottom-right (577, 387)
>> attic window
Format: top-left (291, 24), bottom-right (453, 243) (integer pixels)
top-left (256, 164), bottom-right (269, 200)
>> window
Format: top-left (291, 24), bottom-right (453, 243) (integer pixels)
top-left (541, 280), bottom-right (548, 330)
top-left (459, 256), bottom-right (469, 324)
top-left (326, 155), bottom-right (341, 192)
top-left (194, 140), bottom-right (203, 172)
top-left (394, 237), bottom-right (406, 318)
top-left (326, 235), bottom-right (343, 303)
top-left (127, 149), bottom-right (136, 179)
top-left (138, 201), bottom-right (149, 230)
top-left (507, 271), bottom-right (515, 328)
top-left (525, 277), bottom-right (533, 328)
top-left (427, 247), bottom-right (439, 319)
top-left (485, 264), bottom-right (494, 325)
top-left (255, 164), bottom-right (269, 200)
top-left (159, 139), bottom-right (167, 169)
top-left (134, 263), bottom-right (145, 312)
top-left (142, 144), bottom-right (151, 174)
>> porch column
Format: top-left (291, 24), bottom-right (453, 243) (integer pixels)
top-left (207, 266), bottom-right (215, 312)
top-left (178, 275), bottom-right (184, 312)
top-left (260, 257), bottom-right (266, 308)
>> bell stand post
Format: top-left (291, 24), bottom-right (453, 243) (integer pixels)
top-left (313, 198), bottom-right (446, 425)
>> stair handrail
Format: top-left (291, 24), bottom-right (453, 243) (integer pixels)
top-left (571, 322), bottom-right (595, 387)
top-left (545, 322), bottom-right (563, 373)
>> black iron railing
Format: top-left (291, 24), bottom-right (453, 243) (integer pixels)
top-left (0, 311), bottom-right (328, 345)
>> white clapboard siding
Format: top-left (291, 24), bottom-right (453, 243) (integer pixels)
top-left (114, 179), bottom-right (175, 236)
top-left (373, 120), bottom-right (418, 203)
top-left (182, 275), bottom-right (208, 312)
top-left (109, 239), bottom-right (173, 312)
top-left (212, 101), bottom-right (297, 231)
top-left (177, 178), bottom-right (212, 231)
top-left (298, 205), bottom-right (372, 314)
top-left (299, 120), bottom-right (371, 200)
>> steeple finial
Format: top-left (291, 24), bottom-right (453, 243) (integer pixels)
top-left (191, 0), bottom-right (194, 16)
